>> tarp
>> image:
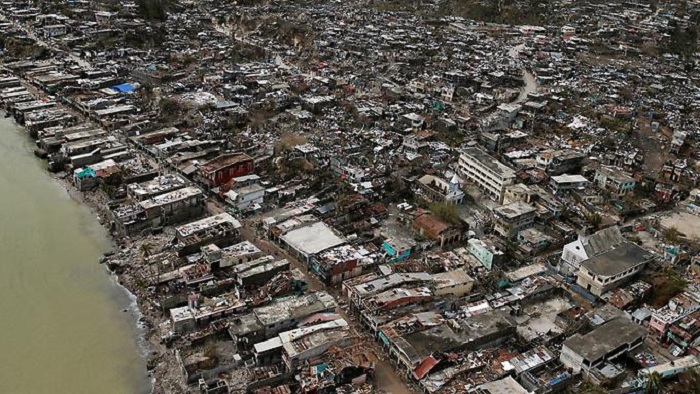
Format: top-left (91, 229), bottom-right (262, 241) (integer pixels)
top-left (111, 83), bottom-right (135, 93)
top-left (74, 167), bottom-right (96, 178)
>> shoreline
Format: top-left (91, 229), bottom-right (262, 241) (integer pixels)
top-left (53, 171), bottom-right (185, 394)
top-left (0, 107), bottom-right (176, 393)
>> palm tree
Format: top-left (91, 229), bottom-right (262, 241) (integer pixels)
top-left (678, 368), bottom-right (700, 394)
top-left (139, 242), bottom-right (153, 261)
top-left (587, 212), bottom-right (603, 230)
top-left (663, 226), bottom-right (681, 244)
top-left (644, 371), bottom-right (663, 394)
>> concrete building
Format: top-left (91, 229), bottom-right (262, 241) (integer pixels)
top-left (416, 174), bottom-right (465, 204)
top-left (198, 152), bottom-right (254, 188)
top-left (536, 149), bottom-right (586, 175)
top-left (560, 318), bottom-right (646, 374)
top-left (549, 174), bottom-right (589, 194)
top-left (227, 292), bottom-right (338, 350)
top-left (224, 183), bottom-right (265, 211)
top-left (234, 257), bottom-right (290, 289)
top-left (648, 292), bottom-right (700, 342)
top-left (379, 310), bottom-right (516, 374)
top-left (594, 166), bottom-right (636, 196)
top-left (559, 226), bottom-right (625, 275)
top-left (113, 186), bottom-right (205, 235)
top-left (128, 174), bottom-right (188, 201)
top-left (430, 269), bottom-right (474, 297)
top-left (175, 213), bottom-right (242, 256)
top-left (43, 24), bottom-right (67, 38)
top-left (467, 238), bottom-right (504, 270)
top-left (575, 242), bottom-right (654, 296)
top-left (310, 244), bottom-right (377, 285)
top-left (279, 318), bottom-right (354, 371)
top-left (492, 201), bottom-right (537, 239)
top-left (278, 221), bottom-right (346, 262)
top-left (503, 183), bottom-right (535, 205)
top-left (458, 147), bottom-right (516, 203)
top-left (473, 376), bottom-right (529, 394)
top-left (411, 212), bottom-right (463, 247)
top-left (203, 241), bottom-right (263, 269)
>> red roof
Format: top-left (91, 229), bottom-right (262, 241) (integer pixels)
top-left (413, 356), bottom-right (439, 380)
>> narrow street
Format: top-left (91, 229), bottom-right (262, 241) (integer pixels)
top-left (206, 201), bottom-right (413, 393)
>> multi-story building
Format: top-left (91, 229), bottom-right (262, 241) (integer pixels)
top-left (549, 174), bottom-right (589, 194)
top-left (467, 238), bottom-right (504, 270)
top-left (175, 213), bottom-right (242, 256)
top-left (560, 317), bottom-right (646, 374)
top-left (492, 201), bottom-right (537, 239)
top-left (415, 174), bottom-right (465, 204)
top-left (536, 149), bottom-right (586, 175)
top-left (458, 147), bottom-right (516, 203)
top-left (559, 226), bottom-right (625, 275)
top-left (594, 166), bottom-right (636, 196)
top-left (648, 292), bottom-right (700, 342)
top-left (198, 152), bottom-right (254, 188)
top-left (112, 186), bottom-right (205, 235)
top-left (575, 242), bottom-right (654, 297)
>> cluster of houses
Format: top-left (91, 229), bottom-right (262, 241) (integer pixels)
top-left (5, 0), bottom-right (700, 393)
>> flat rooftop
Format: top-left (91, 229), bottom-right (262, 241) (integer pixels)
top-left (462, 147), bottom-right (515, 178)
top-left (200, 152), bottom-right (252, 173)
top-left (581, 242), bottom-right (653, 277)
top-left (551, 174), bottom-right (589, 184)
top-left (494, 201), bottom-right (537, 219)
top-left (128, 174), bottom-right (187, 199)
top-left (139, 186), bottom-right (202, 210)
top-left (220, 241), bottom-right (262, 258)
top-left (563, 318), bottom-right (646, 362)
top-left (352, 272), bottom-right (432, 298)
top-left (175, 213), bottom-right (241, 238)
top-left (280, 318), bottom-right (353, 359)
top-left (279, 221), bottom-right (346, 256)
top-left (254, 292), bottom-right (337, 327)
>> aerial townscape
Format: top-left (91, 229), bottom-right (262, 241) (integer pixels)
top-left (6, 0), bottom-right (700, 393)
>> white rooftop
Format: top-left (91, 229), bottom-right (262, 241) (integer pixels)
top-left (279, 221), bottom-right (345, 256)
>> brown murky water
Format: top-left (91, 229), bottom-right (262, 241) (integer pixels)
top-left (0, 117), bottom-right (150, 393)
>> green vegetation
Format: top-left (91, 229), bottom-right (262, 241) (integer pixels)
top-left (666, 25), bottom-right (698, 59)
top-left (440, 0), bottom-right (552, 26)
top-left (139, 243), bottom-right (153, 260)
top-left (645, 371), bottom-right (664, 394)
top-left (0, 37), bottom-right (50, 59)
top-left (158, 98), bottom-right (185, 119)
top-left (429, 202), bottom-right (461, 225)
top-left (136, 0), bottom-right (171, 21)
top-left (599, 116), bottom-right (633, 135)
top-left (586, 212), bottom-right (603, 230)
top-left (663, 226), bottom-right (682, 244)
top-left (646, 267), bottom-right (687, 307)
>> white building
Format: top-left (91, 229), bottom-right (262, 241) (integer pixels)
top-left (559, 226), bottom-right (625, 275)
top-left (492, 201), bottom-right (537, 239)
top-left (575, 242), bottom-right (654, 296)
top-left (549, 174), bottom-right (589, 194)
top-left (224, 184), bottom-right (265, 211)
top-left (458, 147), bottom-right (516, 203)
top-left (416, 174), bottom-right (465, 204)
top-left (561, 318), bottom-right (646, 374)
top-left (43, 24), bottom-right (67, 38)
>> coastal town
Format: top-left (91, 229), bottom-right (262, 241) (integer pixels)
top-left (4, 0), bottom-right (700, 393)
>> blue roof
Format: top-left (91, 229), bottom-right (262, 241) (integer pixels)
top-left (75, 167), bottom-right (96, 179)
top-left (111, 83), bottom-right (135, 93)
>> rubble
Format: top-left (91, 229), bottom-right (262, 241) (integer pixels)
top-left (6, 0), bottom-right (700, 392)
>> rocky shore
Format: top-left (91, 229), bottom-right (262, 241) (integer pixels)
top-left (56, 177), bottom-right (189, 394)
